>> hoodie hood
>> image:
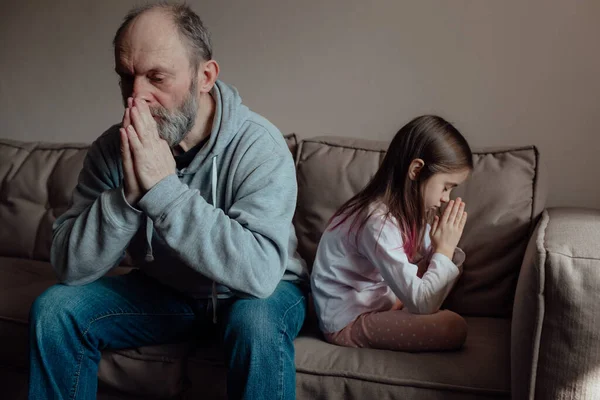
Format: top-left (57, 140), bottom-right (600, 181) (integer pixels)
top-left (183, 80), bottom-right (250, 173)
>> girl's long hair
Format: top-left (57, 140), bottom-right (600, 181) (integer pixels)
top-left (330, 115), bottom-right (473, 260)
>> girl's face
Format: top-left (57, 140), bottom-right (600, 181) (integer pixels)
top-left (421, 169), bottom-right (470, 211)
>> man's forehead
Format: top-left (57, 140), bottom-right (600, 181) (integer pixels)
top-left (117, 11), bottom-right (181, 54)
top-left (115, 25), bottom-right (187, 71)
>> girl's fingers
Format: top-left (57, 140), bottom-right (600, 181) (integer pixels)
top-left (431, 215), bottom-right (439, 236)
top-left (454, 201), bottom-right (466, 227)
top-left (459, 211), bottom-right (468, 229)
top-left (440, 200), bottom-right (453, 226)
top-left (448, 198), bottom-right (462, 225)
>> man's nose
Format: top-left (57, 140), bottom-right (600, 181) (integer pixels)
top-left (131, 77), bottom-right (151, 103)
top-left (441, 193), bottom-right (450, 203)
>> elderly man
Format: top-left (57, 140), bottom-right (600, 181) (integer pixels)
top-left (28, 3), bottom-right (308, 399)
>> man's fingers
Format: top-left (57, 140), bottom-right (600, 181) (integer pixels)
top-left (133, 97), bottom-right (151, 118)
top-left (120, 128), bottom-right (135, 179)
top-left (130, 106), bottom-right (146, 141)
top-left (122, 107), bottom-right (131, 129)
top-left (126, 125), bottom-right (143, 155)
top-left (120, 128), bottom-right (130, 159)
top-left (122, 97), bottom-right (133, 128)
top-left (133, 97), bottom-right (157, 136)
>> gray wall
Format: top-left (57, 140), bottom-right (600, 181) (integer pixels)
top-left (2, 0), bottom-right (599, 208)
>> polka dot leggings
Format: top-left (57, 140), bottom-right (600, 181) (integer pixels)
top-left (324, 308), bottom-right (467, 352)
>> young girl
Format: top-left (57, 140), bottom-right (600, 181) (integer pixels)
top-left (311, 115), bottom-right (473, 352)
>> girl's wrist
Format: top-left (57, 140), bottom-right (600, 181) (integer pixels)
top-left (435, 245), bottom-right (455, 259)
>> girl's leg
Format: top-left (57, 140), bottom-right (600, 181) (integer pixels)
top-left (325, 309), bottom-right (467, 352)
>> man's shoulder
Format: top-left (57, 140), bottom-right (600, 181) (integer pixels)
top-left (85, 124), bottom-right (121, 162)
top-left (96, 124), bottom-right (121, 145)
top-left (239, 112), bottom-right (289, 156)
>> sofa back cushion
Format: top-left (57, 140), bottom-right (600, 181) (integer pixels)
top-left (0, 134), bottom-right (299, 263)
top-left (0, 140), bottom-right (89, 261)
top-left (294, 137), bottom-right (546, 317)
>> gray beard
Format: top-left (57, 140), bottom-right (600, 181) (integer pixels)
top-left (150, 81), bottom-right (198, 148)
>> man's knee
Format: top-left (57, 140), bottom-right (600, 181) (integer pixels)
top-left (30, 284), bottom-right (86, 338)
top-left (222, 283), bottom-right (307, 353)
top-left (31, 285), bottom-right (67, 322)
top-left (224, 300), bottom-right (281, 347)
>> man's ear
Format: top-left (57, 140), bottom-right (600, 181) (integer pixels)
top-left (197, 59), bottom-right (220, 93)
top-left (408, 158), bottom-right (425, 180)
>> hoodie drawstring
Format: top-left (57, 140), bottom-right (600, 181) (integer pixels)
top-left (142, 157), bottom-right (219, 323)
top-left (211, 156), bottom-right (218, 323)
top-left (144, 217), bottom-right (154, 262)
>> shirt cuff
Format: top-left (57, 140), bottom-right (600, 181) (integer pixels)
top-left (430, 251), bottom-right (462, 278)
top-left (453, 247), bottom-right (466, 270)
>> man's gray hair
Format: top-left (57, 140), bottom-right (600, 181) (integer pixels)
top-left (113, 2), bottom-right (213, 65)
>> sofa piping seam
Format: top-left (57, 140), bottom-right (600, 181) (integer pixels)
top-left (295, 368), bottom-right (509, 395)
top-left (543, 250), bottom-right (600, 261)
top-left (300, 138), bottom-right (534, 156)
top-left (528, 209), bottom-right (549, 399)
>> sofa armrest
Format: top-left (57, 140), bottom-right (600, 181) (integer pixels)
top-left (511, 207), bottom-right (600, 400)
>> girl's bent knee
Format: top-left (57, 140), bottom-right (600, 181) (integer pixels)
top-left (439, 310), bottom-right (468, 348)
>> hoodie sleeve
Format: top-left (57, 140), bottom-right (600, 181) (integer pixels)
top-left (358, 214), bottom-right (461, 314)
top-left (137, 136), bottom-right (296, 299)
top-left (51, 129), bottom-right (143, 285)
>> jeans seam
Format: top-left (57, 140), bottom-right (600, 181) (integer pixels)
top-left (70, 351), bottom-right (84, 400)
top-left (70, 311), bottom-right (196, 399)
top-left (80, 311), bottom-right (196, 337)
top-left (278, 295), bottom-right (305, 400)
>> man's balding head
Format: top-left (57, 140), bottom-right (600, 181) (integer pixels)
top-left (113, 2), bottom-right (219, 149)
top-left (113, 2), bottom-right (212, 69)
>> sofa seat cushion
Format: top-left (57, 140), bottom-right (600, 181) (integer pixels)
top-left (187, 317), bottom-right (510, 399)
top-left (0, 257), bottom-right (57, 368)
top-left (295, 317), bottom-right (510, 399)
top-left (0, 255), bottom-right (511, 399)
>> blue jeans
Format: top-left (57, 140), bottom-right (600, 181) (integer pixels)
top-left (28, 271), bottom-right (307, 400)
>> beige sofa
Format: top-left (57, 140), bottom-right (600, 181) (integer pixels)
top-left (1, 135), bottom-right (599, 399)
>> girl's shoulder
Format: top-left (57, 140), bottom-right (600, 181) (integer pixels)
top-left (329, 200), bottom-right (391, 228)
top-left (367, 200), bottom-right (390, 218)
top-left (356, 201), bottom-right (400, 239)
top-left (324, 201), bottom-right (391, 243)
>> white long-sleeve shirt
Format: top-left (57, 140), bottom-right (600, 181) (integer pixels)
top-left (311, 202), bottom-right (465, 333)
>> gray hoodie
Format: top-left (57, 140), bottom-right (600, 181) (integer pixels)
top-left (51, 81), bottom-right (308, 302)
